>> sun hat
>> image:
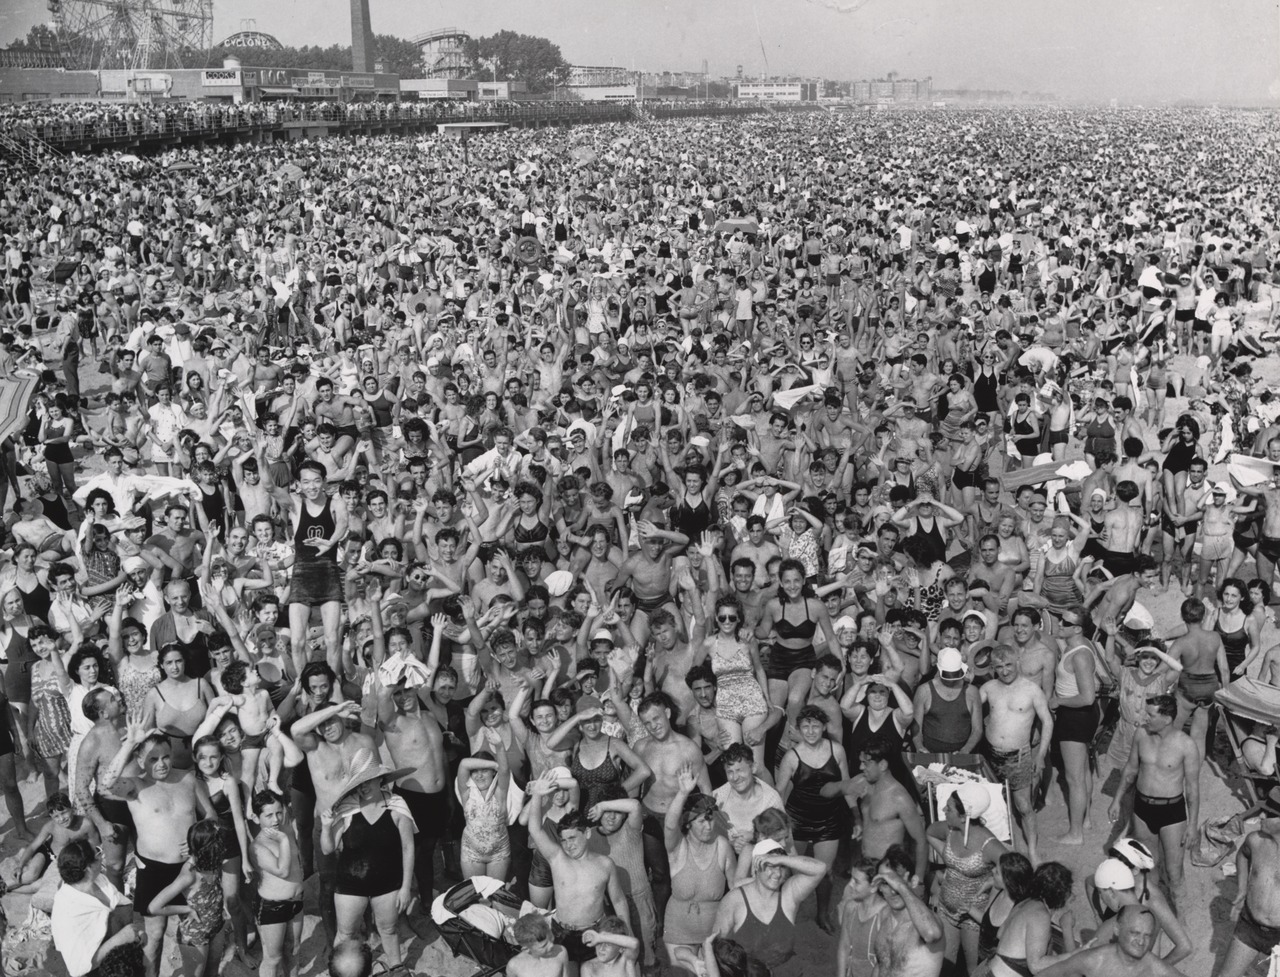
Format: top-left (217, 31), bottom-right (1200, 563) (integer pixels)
top-left (122, 556), bottom-right (148, 574)
top-left (329, 748), bottom-right (413, 813)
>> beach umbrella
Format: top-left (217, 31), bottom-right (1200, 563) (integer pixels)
top-left (0, 375), bottom-right (37, 446)
top-left (167, 161), bottom-right (196, 172)
top-left (274, 164), bottom-right (304, 183)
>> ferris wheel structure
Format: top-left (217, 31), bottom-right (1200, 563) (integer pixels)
top-left (47, 0), bottom-right (214, 70)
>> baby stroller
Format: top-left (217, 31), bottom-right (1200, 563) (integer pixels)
top-left (431, 877), bottom-right (524, 976)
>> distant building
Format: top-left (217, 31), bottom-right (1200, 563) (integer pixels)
top-left (568, 84), bottom-right (646, 101)
top-left (566, 65), bottom-right (630, 87)
top-left (734, 81), bottom-right (818, 101)
top-left (850, 77), bottom-right (932, 103)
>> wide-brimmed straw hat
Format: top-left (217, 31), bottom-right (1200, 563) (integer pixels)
top-left (329, 748), bottom-right (413, 813)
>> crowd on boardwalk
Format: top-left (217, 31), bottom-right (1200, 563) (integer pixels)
top-left (0, 104), bottom-right (1279, 977)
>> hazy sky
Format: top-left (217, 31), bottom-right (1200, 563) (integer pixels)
top-left (5, 0), bottom-right (1277, 101)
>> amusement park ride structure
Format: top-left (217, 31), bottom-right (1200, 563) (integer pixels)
top-left (47, 0), bottom-right (214, 70)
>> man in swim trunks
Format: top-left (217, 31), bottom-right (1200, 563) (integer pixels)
top-left (1099, 480), bottom-right (1144, 578)
top-left (73, 688), bottom-right (131, 888)
top-left (1108, 694), bottom-right (1200, 903)
top-left (1166, 597), bottom-right (1227, 749)
top-left (100, 725), bottom-right (214, 977)
top-left (1036, 904), bottom-right (1185, 977)
top-left (981, 644), bottom-right (1053, 865)
top-left (1218, 817), bottom-right (1280, 977)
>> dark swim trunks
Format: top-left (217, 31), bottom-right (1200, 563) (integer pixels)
top-left (1234, 904), bottom-right (1280, 953)
top-left (1133, 792), bottom-right (1187, 834)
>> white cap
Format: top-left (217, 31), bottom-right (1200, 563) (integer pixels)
top-left (545, 570), bottom-right (574, 597)
top-left (834, 615), bottom-right (858, 633)
top-left (1110, 837), bottom-right (1156, 871)
top-left (752, 839), bottom-right (785, 860)
top-left (955, 782), bottom-right (990, 844)
top-left (1094, 858), bottom-right (1136, 891)
top-left (937, 647), bottom-right (969, 678)
top-left (591, 629), bottom-right (615, 644)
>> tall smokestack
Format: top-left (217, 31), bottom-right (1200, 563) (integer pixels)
top-left (350, 0), bottom-right (374, 72)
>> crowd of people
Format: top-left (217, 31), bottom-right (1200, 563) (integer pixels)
top-left (0, 104), bottom-right (1277, 977)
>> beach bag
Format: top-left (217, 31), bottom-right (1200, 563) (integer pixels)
top-left (1190, 814), bottom-right (1243, 868)
top-left (1, 906), bottom-right (53, 977)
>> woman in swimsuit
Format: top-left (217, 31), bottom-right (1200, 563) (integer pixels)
top-left (695, 595), bottom-right (771, 772)
top-left (713, 841), bottom-right (827, 975)
top-left (141, 644), bottom-right (214, 771)
top-left (756, 560), bottom-right (838, 747)
top-left (27, 625), bottom-right (74, 802)
top-left (776, 705), bottom-right (852, 932)
top-left (988, 861), bottom-right (1074, 977)
top-left (976, 853), bottom-right (1034, 968)
top-left (3, 545), bottom-right (52, 622)
top-left (506, 479), bottom-right (557, 561)
top-left (1210, 578), bottom-right (1261, 679)
top-left (663, 767), bottom-right (736, 968)
top-left (1009, 393), bottom-right (1041, 472)
top-left (1078, 397), bottom-right (1117, 469)
top-left (927, 786), bottom-right (1008, 972)
top-left (547, 692), bottom-right (650, 813)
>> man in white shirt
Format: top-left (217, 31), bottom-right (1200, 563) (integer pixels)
top-left (711, 743), bottom-right (784, 856)
top-left (51, 839), bottom-right (138, 977)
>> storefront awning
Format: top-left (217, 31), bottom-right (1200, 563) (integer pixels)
top-left (259, 87), bottom-right (300, 96)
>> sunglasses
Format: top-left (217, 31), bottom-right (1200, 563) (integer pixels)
top-left (716, 614), bottom-right (740, 624)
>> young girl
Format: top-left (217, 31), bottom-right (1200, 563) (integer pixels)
top-left (456, 749), bottom-right (512, 883)
top-left (148, 819), bottom-right (229, 977)
top-left (192, 735), bottom-right (253, 964)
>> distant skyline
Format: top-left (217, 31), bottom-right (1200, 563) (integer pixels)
top-left (4, 0), bottom-right (1278, 102)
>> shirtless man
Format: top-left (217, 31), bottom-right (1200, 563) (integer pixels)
top-left (856, 743), bottom-right (928, 881)
top-left (868, 845), bottom-right (945, 977)
top-left (1167, 597), bottom-right (1227, 748)
top-left (1109, 694), bottom-right (1200, 901)
top-left (608, 521), bottom-right (689, 649)
top-left (982, 644), bottom-right (1053, 864)
top-left (1038, 905), bottom-right (1187, 977)
top-left (728, 557), bottom-right (772, 632)
top-left (312, 377), bottom-right (361, 456)
top-left (965, 479), bottom-right (1011, 550)
top-left (1170, 457), bottom-right (1211, 591)
top-left (730, 516), bottom-right (782, 590)
top-left (630, 693), bottom-right (710, 924)
top-left (647, 612), bottom-right (698, 728)
top-left (1088, 555), bottom-right (1159, 641)
top-left (372, 656), bottom-right (447, 912)
top-left (1231, 465), bottom-right (1280, 592)
top-left (1218, 817), bottom-right (1280, 977)
top-left (1000, 608), bottom-right (1057, 701)
top-left (100, 723), bottom-right (215, 977)
top-left (291, 699), bottom-right (376, 942)
top-left (528, 778), bottom-right (628, 977)
top-left (968, 535), bottom-right (1018, 619)
top-left (1100, 481), bottom-right (1144, 578)
top-left (73, 688), bottom-right (132, 887)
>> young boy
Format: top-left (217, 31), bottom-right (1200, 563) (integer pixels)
top-left (10, 791), bottom-right (99, 910)
top-left (508, 913), bottom-right (568, 977)
top-left (220, 662), bottom-right (283, 794)
top-left (251, 790), bottom-right (304, 977)
top-left (580, 917), bottom-right (639, 977)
